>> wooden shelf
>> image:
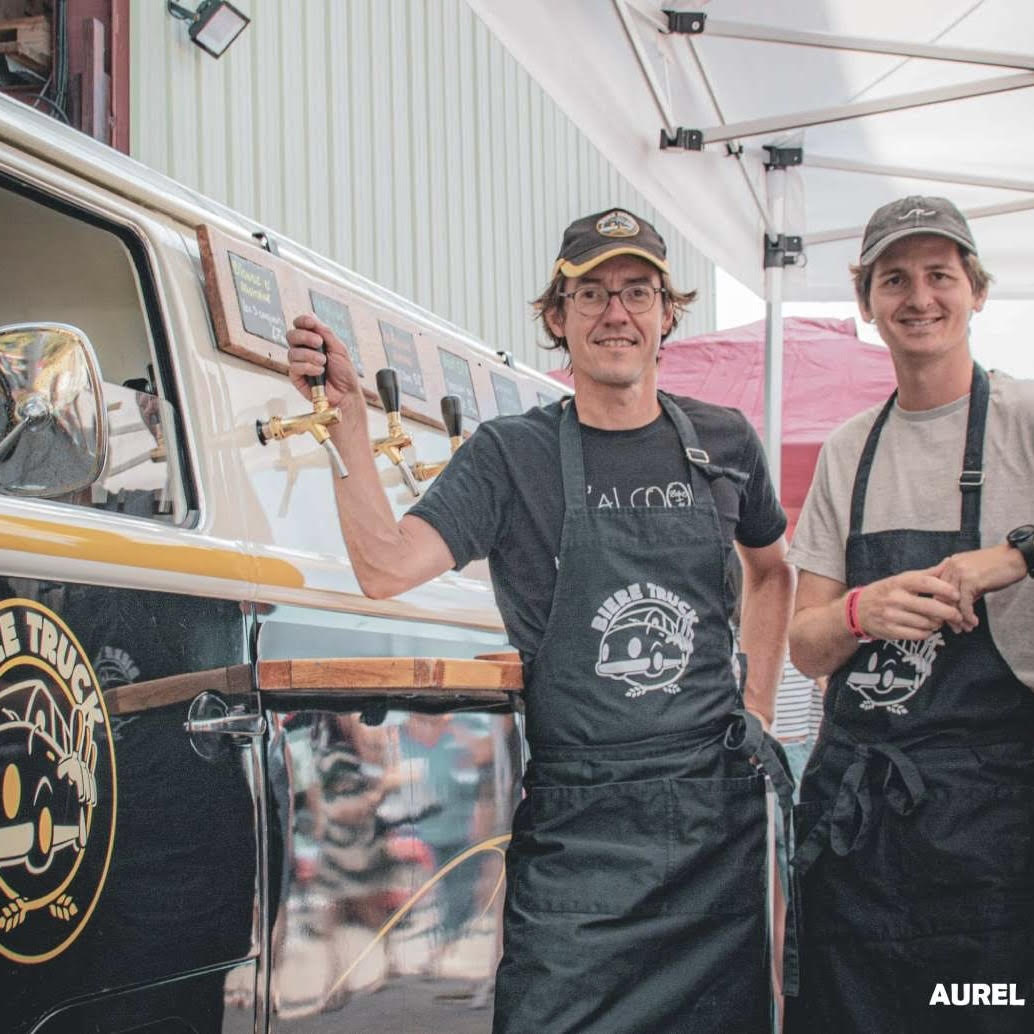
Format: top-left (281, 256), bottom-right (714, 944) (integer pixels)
top-left (102, 657), bottom-right (523, 716)
top-left (258, 656), bottom-right (523, 696)
top-left (103, 664), bottom-right (252, 716)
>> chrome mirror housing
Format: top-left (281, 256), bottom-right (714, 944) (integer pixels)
top-left (0, 323), bottom-right (109, 498)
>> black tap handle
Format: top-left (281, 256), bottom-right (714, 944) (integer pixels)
top-left (440, 395), bottom-right (463, 438)
top-left (376, 368), bottom-right (400, 413)
top-left (305, 341), bottom-right (327, 390)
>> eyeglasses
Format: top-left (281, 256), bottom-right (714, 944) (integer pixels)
top-left (561, 283), bottom-right (667, 317)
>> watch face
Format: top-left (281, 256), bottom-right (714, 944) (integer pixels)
top-left (1008, 525), bottom-right (1034, 577)
top-left (1008, 524), bottom-right (1034, 545)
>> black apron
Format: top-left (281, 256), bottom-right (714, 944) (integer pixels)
top-left (493, 393), bottom-right (793, 1034)
top-left (786, 365), bottom-right (1034, 1034)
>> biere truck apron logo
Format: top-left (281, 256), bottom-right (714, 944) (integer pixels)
top-left (592, 581), bottom-right (698, 697)
top-left (846, 633), bottom-right (944, 714)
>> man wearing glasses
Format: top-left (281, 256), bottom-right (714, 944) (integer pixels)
top-left (286, 208), bottom-right (794, 1032)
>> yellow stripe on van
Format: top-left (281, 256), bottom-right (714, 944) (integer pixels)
top-left (0, 515), bottom-right (304, 587)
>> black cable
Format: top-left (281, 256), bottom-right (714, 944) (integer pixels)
top-left (41, 0), bottom-right (69, 121)
top-left (30, 92), bottom-right (70, 123)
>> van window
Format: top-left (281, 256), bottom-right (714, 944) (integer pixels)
top-left (0, 177), bottom-right (194, 523)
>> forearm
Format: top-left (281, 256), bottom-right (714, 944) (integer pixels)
top-left (328, 414), bottom-right (404, 589)
top-left (326, 414), bottom-right (451, 598)
top-left (738, 553), bottom-right (795, 728)
top-left (789, 592), bottom-right (858, 679)
top-left (286, 313), bottom-right (453, 598)
top-left (789, 563), bottom-right (972, 677)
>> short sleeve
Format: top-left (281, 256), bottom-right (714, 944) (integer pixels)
top-left (734, 418), bottom-right (787, 548)
top-left (407, 423), bottom-right (514, 570)
top-left (786, 442), bottom-right (848, 583)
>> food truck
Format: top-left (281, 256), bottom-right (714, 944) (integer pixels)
top-left (0, 92), bottom-right (565, 1033)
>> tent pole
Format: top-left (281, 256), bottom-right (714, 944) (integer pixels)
top-left (808, 195), bottom-right (1034, 247)
top-left (764, 169), bottom-right (785, 497)
top-left (700, 72), bottom-right (1034, 144)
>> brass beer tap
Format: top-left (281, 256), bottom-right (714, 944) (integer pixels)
top-left (256, 348), bottom-right (348, 478)
top-left (371, 368), bottom-right (420, 497)
top-left (412, 395), bottom-right (463, 481)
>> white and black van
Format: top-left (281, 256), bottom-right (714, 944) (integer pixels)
top-left (0, 92), bottom-right (561, 1034)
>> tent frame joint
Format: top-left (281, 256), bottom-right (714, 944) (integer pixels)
top-left (763, 145), bottom-right (803, 170)
top-left (663, 10), bottom-right (706, 35)
top-left (764, 234), bottom-right (803, 268)
top-left (659, 126), bottom-right (703, 150)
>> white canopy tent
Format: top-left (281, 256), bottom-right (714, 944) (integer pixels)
top-left (464, 0), bottom-right (1034, 485)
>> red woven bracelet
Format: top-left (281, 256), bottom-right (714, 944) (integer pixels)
top-left (845, 587), bottom-right (867, 639)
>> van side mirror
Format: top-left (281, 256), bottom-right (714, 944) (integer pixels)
top-left (0, 323), bottom-right (109, 498)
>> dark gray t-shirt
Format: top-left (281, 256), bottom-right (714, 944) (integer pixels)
top-left (409, 394), bottom-right (786, 659)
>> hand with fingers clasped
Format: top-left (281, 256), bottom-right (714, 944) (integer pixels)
top-left (853, 569), bottom-right (965, 641)
top-left (928, 544), bottom-right (1029, 634)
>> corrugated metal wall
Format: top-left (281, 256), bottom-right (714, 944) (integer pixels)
top-left (131, 0), bottom-right (714, 371)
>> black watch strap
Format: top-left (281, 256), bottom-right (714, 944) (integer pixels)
top-left (1006, 524), bottom-right (1034, 577)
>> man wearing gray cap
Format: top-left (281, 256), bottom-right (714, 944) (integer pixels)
top-left (286, 208), bottom-right (795, 1031)
top-left (785, 196), bottom-right (1034, 1032)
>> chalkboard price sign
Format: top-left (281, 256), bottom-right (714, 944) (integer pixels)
top-left (310, 291), bottom-right (364, 376)
top-left (229, 252), bottom-right (287, 347)
top-left (491, 371), bottom-right (523, 416)
top-left (439, 349), bottom-right (480, 423)
top-left (378, 321), bottom-right (426, 400)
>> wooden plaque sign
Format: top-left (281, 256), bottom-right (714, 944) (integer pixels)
top-left (491, 371), bottom-right (523, 416)
top-left (309, 290), bottom-right (365, 377)
top-left (229, 252), bottom-right (287, 346)
top-left (438, 348), bottom-right (480, 422)
top-left (197, 224), bottom-right (305, 373)
top-left (379, 320), bottom-right (426, 400)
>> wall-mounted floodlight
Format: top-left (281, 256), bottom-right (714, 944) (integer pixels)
top-left (167, 0), bottom-right (250, 59)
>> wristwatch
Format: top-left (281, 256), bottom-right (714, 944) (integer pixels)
top-left (1006, 524), bottom-right (1034, 577)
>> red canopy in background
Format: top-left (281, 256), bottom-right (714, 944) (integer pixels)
top-left (549, 316), bottom-right (898, 536)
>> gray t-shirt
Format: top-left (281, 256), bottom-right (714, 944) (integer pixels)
top-left (788, 370), bottom-right (1034, 690)
top-left (411, 395), bottom-right (786, 660)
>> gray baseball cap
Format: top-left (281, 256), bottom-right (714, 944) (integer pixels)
top-left (859, 195), bottom-right (977, 265)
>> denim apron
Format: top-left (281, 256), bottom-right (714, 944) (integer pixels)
top-left (493, 393), bottom-right (794, 1034)
top-left (786, 365), bottom-right (1034, 1033)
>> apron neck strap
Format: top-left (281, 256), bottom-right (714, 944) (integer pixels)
top-left (559, 398), bottom-right (588, 513)
top-left (958, 362), bottom-right (990, 537)
top-left (849, 362), bottom-right (989, 538)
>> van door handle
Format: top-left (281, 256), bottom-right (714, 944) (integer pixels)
top-left (185, 691), bottom-right (266, 737)
top-left (185, 712), bottom-right (266, 736)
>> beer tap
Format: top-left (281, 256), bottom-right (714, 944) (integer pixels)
top-left (371, 368), bottom-right (421, 497)
top-left (412, 395), bottom-right (463, 481)
top-left (256, 347), bottom-right (348, 478)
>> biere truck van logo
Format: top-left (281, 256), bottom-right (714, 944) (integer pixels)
top-left (592, 582), bottom-right (698, 698)
top-left (0, 599), bottom-right (117, 964)
top-left (846, 633), bottom-right (944, 715)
